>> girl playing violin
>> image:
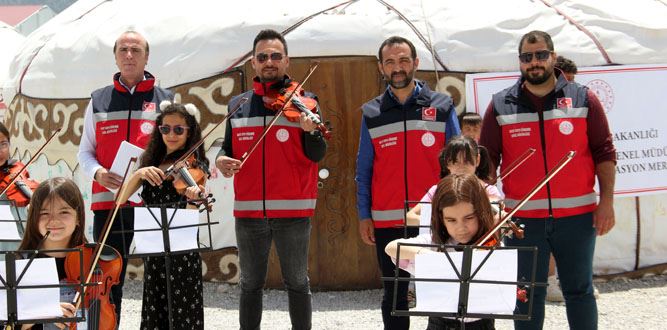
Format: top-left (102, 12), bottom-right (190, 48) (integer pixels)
top-left (406, 136), bottom-right (500, 226)
top-left (385, 173), bottom-right (497, 330)
top-left (17, 177), bottom-right (86, 329)
top-left (119, 101), bottom-right (206, 329)
top-left (0, 122), bottom-right (39, 251)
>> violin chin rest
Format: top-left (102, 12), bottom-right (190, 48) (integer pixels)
top-left (99, 245), bottom-right (120, 261)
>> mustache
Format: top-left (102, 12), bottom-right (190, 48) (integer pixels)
top-left (391, 71), bottom-right (408, 78)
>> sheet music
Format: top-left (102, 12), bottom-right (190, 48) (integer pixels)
top-left (419, 203), bottom-right (432, 236)
top-left (413, 249), bottom-right (517, 315)
top-left (0, 204), bottom-right (20, 241)
top-left (109, 141), bottom-right (144, 203)
top-left (134, 207), bottom-right (200, 254)
top-left (0, 258), bottom-right (61, 320)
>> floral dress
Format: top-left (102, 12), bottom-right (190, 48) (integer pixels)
top-left (139, 179), bottom-right (204, 330)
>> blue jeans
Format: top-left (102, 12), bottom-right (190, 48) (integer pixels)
top-left (507, 213), bottom-right (597, 330)
top-left (236, 217), bottom-right (312, 330)
top-left (374, 227), bottom-right (419, 330)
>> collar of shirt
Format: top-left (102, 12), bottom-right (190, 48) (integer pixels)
top-left (386, 80), bottom-right (421, 105)
top-left (118, 75), bottom-right (147, 94)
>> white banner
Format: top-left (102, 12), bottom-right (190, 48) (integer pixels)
top-left (466, 64), bottom-right (667, 197)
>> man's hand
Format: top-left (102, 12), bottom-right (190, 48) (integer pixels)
top-left (358, 218), bottom-right (375, 245)
top-left (94, 168), bottom-right (122, 190)
top-left (215, 156), bottom-right (241, 178)
top-left (593, 198), bottom-right (615, 236)
top-left (299, 112), bottom-right (318, 133)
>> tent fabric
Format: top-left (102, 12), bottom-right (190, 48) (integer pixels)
top-left (0, 21), bottom-right (25, 93)
top-left (3, 0), bottom-right (667, 103)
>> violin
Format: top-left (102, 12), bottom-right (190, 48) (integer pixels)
top-left (0, 160), bottom-right (39, 207)
top-left (170, 154), bottom-right (208, 197)
top-left (264, 80), bottom-right (332, 139)
top-left (63, 243), bottom-right (121, 330)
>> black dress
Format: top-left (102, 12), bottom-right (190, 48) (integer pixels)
top-left (139, 180), bottom-right (204, 330)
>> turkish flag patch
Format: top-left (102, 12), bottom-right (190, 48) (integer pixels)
top-left (556, 97), bottom-right (572, 110)
top-left (142, 101), bottom-right (156, 112)
top-left (422, 107), bottom-right (436, 121)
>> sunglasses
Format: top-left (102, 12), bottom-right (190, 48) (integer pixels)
top-left (255, 52), bottom-right (284, 63)
top-left (158, 125), bottom-right (189, 135)
top-left (518, 50), bottom-right (552, 64)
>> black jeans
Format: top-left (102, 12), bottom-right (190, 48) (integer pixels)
top-left (426, 317), bottom-right (495, 330)
top-left (374, 226), bottom-right (419, 330)
top-left (236, 217), bottom-right (312, 330)
top-left (93, 207), bottom-right (134, 322)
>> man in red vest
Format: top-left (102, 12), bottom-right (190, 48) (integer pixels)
top-left (356, 36), bottom-right (460, 329)
top-left (78, 30), bottom-right (173, 321)
top-left (215, 29), bottom-right (326, 330)
top-left (480, 30), bottom-right (616, 330)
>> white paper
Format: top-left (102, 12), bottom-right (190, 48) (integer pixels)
top-left (0, 205), bottom-right (20, 241)
top-left (110, 141), bottom-right (144, 203)
top-left (133, 207), bottom-right (200, 254)
top-left (0, 258), bottom-right (61, 320)
top-left (419, 203), bottom-right (432, 236)
top-left (413, 249), bottom-right (517, 315)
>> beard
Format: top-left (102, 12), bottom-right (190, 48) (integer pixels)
top-left (521, 65), bottom-right (554, 85)
top-left (384, 69), bottom-right (415, 89)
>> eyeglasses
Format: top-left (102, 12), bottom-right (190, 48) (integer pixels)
top-left (518, 50), bottom-right (552, 64)
top-left (255, 52), bottom-right (284, 64)
top-left (158, 125), bottom-right (189, 135)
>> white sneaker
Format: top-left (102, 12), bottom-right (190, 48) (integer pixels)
top-left (593, 285), bottom-right (600, 298)
top-left (546, 275), bottom-right (565, 302)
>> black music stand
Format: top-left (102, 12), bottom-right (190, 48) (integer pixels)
top-left (383, 242), bottom-right (544, 329)
top-left (0, 248), bottom-right (91, 329)
top-left (115, 198), bottom-right (217, 330)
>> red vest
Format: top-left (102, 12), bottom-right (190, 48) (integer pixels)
top-left (362, 83), bottom-right (455, 228)
top-left (491, 78), bottom-right (596, 218)
top-left (228, 91), bottom-right (318, 218)
top-left (90, 72), bottom-right (172, 210)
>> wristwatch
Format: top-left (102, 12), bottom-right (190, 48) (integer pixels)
top-left (308, 130), bottom-right (322, 137)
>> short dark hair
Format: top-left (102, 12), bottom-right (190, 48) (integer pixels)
top-left (113, 31), bottom-right (150, 54)
top-left (518, 30), bottom-right (554, 54)
top-left (0, 122), bottom-right (10, 142)
top-left (378, 36), bottom-right (417, 62)
top-left (253, 29), bottom-right (288, 55)
top-left (459, 112), bottom-right (482, 127)
top-left (555, 55), bottom-right (578, 74)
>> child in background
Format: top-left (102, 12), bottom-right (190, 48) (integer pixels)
top-left (459, 112), bottom-right (482, 142)
top-left (406, 136), bottom-right (500, 226)
top-left (386, 174), bottom-right (497, 330)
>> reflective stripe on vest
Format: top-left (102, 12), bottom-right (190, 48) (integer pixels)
top-left (92, 191), bottom-right (115, 203)
top-left (371, 208), bottom-right (405, 222)
top-left (230, 116), bottom-right (301, 129)
top-left (496, 107), bottom-right (588, 126)
top-left (504, 192), bottom-right (596, 211)
top-left (234, 199), bottom-right (317, 211)
top-left (368, 120), bottom-right (446, 139)
top-left (94, 110), bottom-right (160, 122)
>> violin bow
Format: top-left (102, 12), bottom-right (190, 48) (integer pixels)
top-left (498, 148), bottom-right (536, 181)
top-left (0, 127), bottom-right (62, 198)
top-left (71, 157), bottom-right (136, 312)
top-left (239, 62), bottom-right (320, 166)
top-left (475, 151), bottom-right (576, 246)
top-left (163, 97), bottom-right (249, 178)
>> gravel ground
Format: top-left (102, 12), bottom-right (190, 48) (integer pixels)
top-left (119, 274), bottom-right (667, 329)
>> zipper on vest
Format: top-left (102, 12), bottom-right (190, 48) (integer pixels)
top-left (402, 105), bottom-right (409, 225)
top-left (262, 112), bottom-right (267, 218)
top-left (536, 107), bottom-right (554, 217)
top-left (126, 93), bottom-right (134, 141)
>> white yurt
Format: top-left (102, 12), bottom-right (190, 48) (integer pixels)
top-left (3, 0), bottom-right (667, 288)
